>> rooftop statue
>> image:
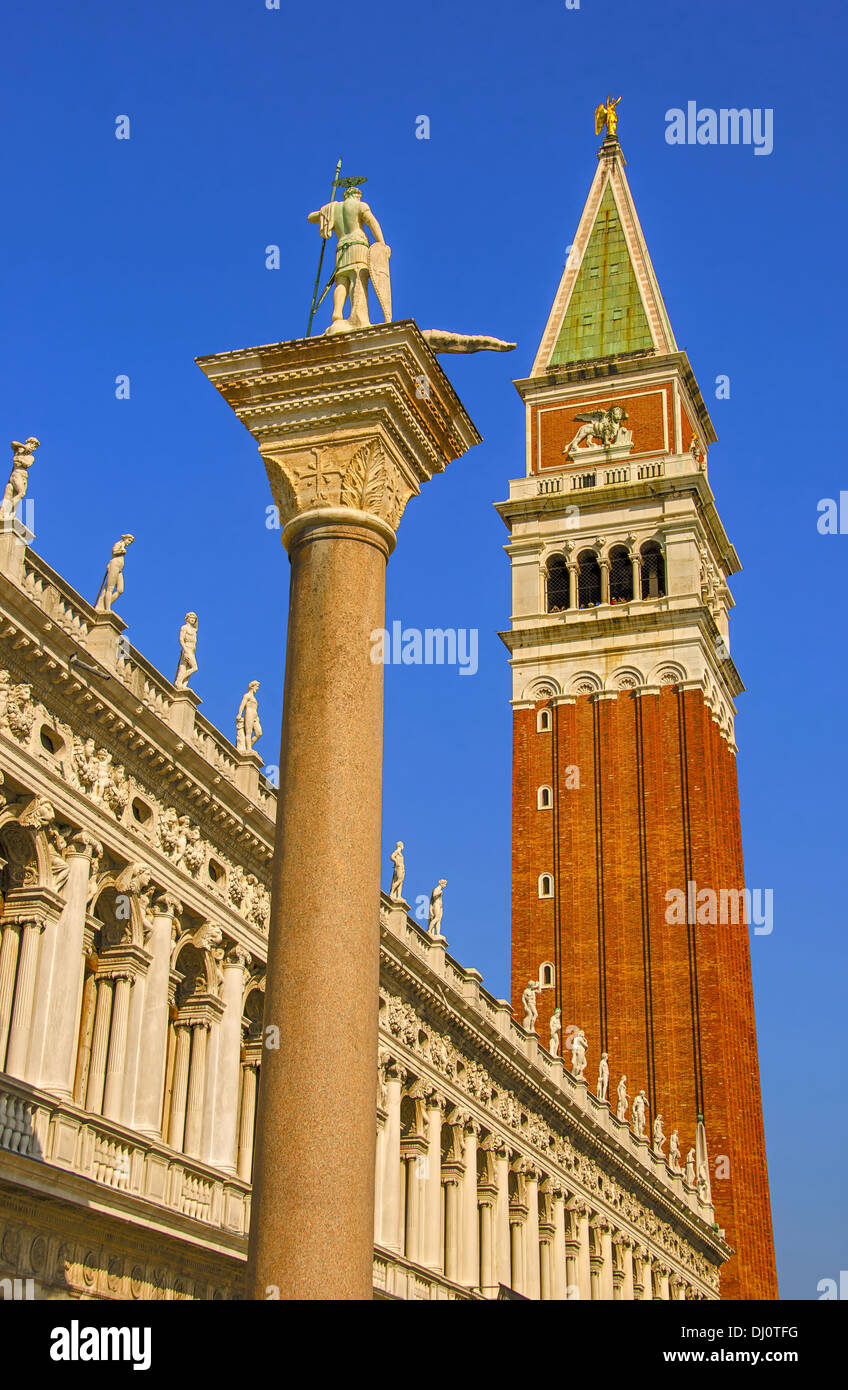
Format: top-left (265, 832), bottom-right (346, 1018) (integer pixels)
top-left (595, 94), bottom-right (621, 139)
top-left (95, 534), bottom-right (134, 614)
top-left (1, 438), bottom-right (40, 523)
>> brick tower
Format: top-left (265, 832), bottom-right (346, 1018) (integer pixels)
top-left (497, 126), bottom-right (777, 1299)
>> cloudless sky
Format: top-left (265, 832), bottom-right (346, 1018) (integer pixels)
top-left (2, 0), bottom-right (845, 1300)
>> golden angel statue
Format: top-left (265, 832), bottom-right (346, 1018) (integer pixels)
top-left (595, 95), bottom-right (621, 138)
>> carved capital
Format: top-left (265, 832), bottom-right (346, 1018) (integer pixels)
top-left (263, 437), bottom-right (413, 537)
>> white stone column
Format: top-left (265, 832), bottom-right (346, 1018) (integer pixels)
top-left (168, 1022), bottom-right (192, 1153)
top-left (422, 1096), bottom-right (443, 1271)
top-left (102, 973), bottom-right (132, 1122)
top-left (86, 976), bottom-right (114, 1114)
top-left (460, 1121), bottom-right (479, 1289)
top-left (380, 1062), bottom-right (402, 1253)
top-left (0, 922), bottom-right (21, 1066)
top-left (631, 550), bottom-right (641, 600)
top-left (443, 1169), bottom-right (463, 1284)
top-left (567, 1199), bottom-right (591, 1301)
top-left (72, 966), bottom-right (97, 1105)
top-left (494, 1143), bottom-right (511, 1289)
top-left (183, 1021), bottom-right (209, 1158)
top-left (551, 1188), bottom-right (567, 1300)
top-left (237, 1059), bottom-right (259, 1181)
top-left (4, 921), bottom-right (43, 1079)
top-left (524, 1168), bottom-right (541, 1300)
top-left (373, 1110), bottom-right (386, 1245)
top-left (133, 895), bottom-right (180, 1138)
top-left (599, 557), bottom-right (610, 605)
top-left (509, 1211), bottom-right (526, 1295)
top-left (478, 1193), bottom-right (496, 1297)
top-left (210, 947), bottom-right (248, 1170)
top-left (567, 563), bottom-right (578, 611)
top-left (29, 839), bottom-right (94, 1096)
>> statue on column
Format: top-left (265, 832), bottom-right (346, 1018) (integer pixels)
top-left (427, 879), bottom-right (446, 938)
top-left (308, 177), bottom-right (391, 335)
top-left (569, 1026), bottom-right (588, 1081)
top-left (521, 979), bottom-right (541, 1032)
top-left (616, 1075), bottom-right (629, 1121)
top-left (632, 1089), bottom-right (648, 1139)
top-left (652, 1113), bottom-right (666, 1157)
top-left (236, 681), bottom-right (262, 752)
top-left (685, 1147), bottom-right (696, 1187)
top-left (95, 534), bottom-right (134, 613)
top-left (668, 1130), bottom-right (682, 1173)
top-left (1, 438), bottom-right (39, 522)
top-left (549, 1007), bottom-right (561, 1057)
top-left (596, 1051), bottom-right (609, 1102)
top-left (388, 840), bottom-right (406, 903)
top-left (175, 612), bottom-right (199, 689)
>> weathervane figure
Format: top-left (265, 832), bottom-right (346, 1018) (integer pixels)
top-left (595, 94), bottom-right (621, 138)
top-left (308, 176), bottom-right (391, 335)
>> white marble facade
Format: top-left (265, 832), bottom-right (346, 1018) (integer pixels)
top-left (0, 526), bottom-right (725, 1300)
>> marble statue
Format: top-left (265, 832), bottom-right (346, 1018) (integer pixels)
top-left (1, 438), bottom-right (39, 522)
top-left (569, 1027), bottom-right (588, 1081)
top-left (427, 878), bottom-right (446, 938)
top-left (594, 94), bottom-right (621, 138)
top-left (653, 1114), bottom-right (666, 1157)
top-left (236, 681), bottom-right (262, 752)
top-left (421, 330), bottom-right (516, 355)
top-left (616, 1075), bottom-right (629, 1121)
top-left (685, 1148), bottom-right (696, 1187)
top-left (632, 1089), bottom-right (647, 1139)
top-left (669, 1130), bottom-right (681, 1173)
top-left (389, 841), bottom-right (406, 903)
top-left (549, 1007), bottom-right (561, 1057)
top-left (564, 405), bottom-right (629, 459)
top-left (697, 1161), bottom-right (710, 1202)
top-left (596, 1051), bottom-right (609, 1102)
top-left (175, 612), bottom-right (198, 689)
top-left (521, 980), bottom-right (541, 1031)
top-left (308, 179), bottom-right (390, 334)
top-left (95, 534), bottom-right (134, 613)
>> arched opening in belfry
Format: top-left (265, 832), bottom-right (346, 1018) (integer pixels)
top-left (577, 550), bottom-right (602, 608)
top-left (609, 545), bottom-right (633, 603)
top-left (640, 541), bottom-right (666, 599)
top-left (546, 555), bottom-right (570, 612)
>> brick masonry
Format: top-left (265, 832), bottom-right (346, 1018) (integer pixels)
top-left (511, 686), bottom-right (778, 1299)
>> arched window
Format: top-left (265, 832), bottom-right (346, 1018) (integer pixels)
top-left (640, 541), bottom-right (666, 599)
top-left (609, 545), bottom-right (633, 604)
top-left (539, 961), bottom-right (555, 988)
top-left (537, 708), bottom-right (552, 732)
top-left (546, 555), bottom-right (570, 612)
top-left (538, 873), bottom-right (554, 899)
top-left (537, 785), bottom-right (553, 810)
top-left (577, 549), bottom-right (602, 608)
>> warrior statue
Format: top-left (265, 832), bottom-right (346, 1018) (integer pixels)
top-left (308, 177), bottom-right (391, 334)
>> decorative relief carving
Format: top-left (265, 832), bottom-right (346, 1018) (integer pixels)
top-left (263, 436), bottom-right (413, 532)
top-left (380, 986), bottom-right (718, 1287)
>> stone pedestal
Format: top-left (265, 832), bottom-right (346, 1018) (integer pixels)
top-left (197, 322), bottom-right (479, 1300)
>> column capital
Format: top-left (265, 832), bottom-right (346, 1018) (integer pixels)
top-left (195, 322), bottom-right (481, 542)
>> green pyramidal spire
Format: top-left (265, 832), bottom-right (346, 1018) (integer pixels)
top-left (550, 184), bottom-right (654, 367)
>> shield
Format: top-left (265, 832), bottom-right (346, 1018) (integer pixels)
top-left (369, 242), bottom-right (392, 323)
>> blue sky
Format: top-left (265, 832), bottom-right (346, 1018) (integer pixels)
top-left (2, 0), bottom-right (845, 1300)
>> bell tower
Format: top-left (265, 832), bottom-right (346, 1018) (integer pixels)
top-left (497, 121), bottom-right (777, 1299)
